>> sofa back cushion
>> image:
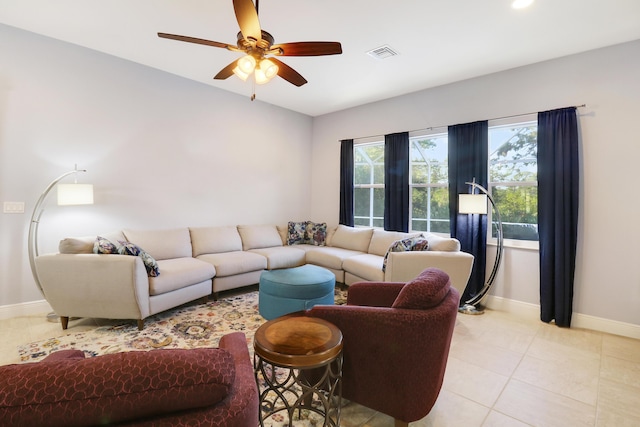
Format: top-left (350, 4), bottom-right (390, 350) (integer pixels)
top-left (190, 226), bottom-right (243, 257)
top-left (392, 268), bottom-right (451, 309)
top-left (123, 228), bottom-right (192, 260)
top-left (423, 232), bottom-right (461, 252)
top-left (367, 229), bottom-right (422, 257)
top-left (237, 224), bottom-right (283, 251)
top-left (330, 225), bottom-right (374, 252)
top-left (0, 348), bottom-right (235, 426)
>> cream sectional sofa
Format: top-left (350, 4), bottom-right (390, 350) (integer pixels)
top-left (35, 224), bottom-right (474, 330)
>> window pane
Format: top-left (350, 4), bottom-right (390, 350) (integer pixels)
top-left (354, 188), bottom-right (371, 218)
top-left (490, 125), bottom-right (537, 183)
top-left (411, 186), bottom-right (449, 232)
top-left (489, 122), bottom-right (538, 241)
top-left (411, 136), bottom-right (448, 184)
top-left (373, 188), bottom-right (385, 218)
top-left (492, 185), bottom-right (538, 241)
top-left (355, 144), bottom-right (384, 185)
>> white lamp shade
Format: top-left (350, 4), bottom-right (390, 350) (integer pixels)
top-left (459, 194), bottom-right (488, 214)
top-left (57, 184), bottom-right (94, 206)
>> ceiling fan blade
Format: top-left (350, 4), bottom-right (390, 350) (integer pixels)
top-left (233, 0), bottom-right (262, 43)
top-left (214, 59), bottom-right (240, 80)
top-left (157, 33), bottom-right (232, 49)
top-left (271, 42), bottom-right (343, 56)
top-left (270, 58), bottom-right (307, 87)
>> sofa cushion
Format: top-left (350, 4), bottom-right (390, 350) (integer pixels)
top-left (249, 246), bottom-right (306, 270)
top-left (197, 251), bottom-right (267, 277)
top-left (59, 231), bottom-right (126, 254)
top-left (190, 226), bottom-right (243, 257)
top-left (0, 348), bottom-right (235, 427)
top-left (305, 246), bottom-right (364, 271)
top-left (286, 221), bottom-right (308, 245)
top-left (329, 225), bottom-right (374, 252)
top-left (123, 228), bottom-right (192, 260)
top-left (117, 240), bottom-right (161, 277)
top-left (382, 236), bottom-right (429, 272)
top-left (93, 236), bottom-right (119, 254)
top-left (367, 229), bottom-right (421, 257)
top-left (342, 254), bottom-right (385, 282)
top-left (237, 224), bottom-right (283, 251)
top-left (149, 258), bottom-right (215, 295)
top-left (392, 268), bottom-right (451, 309)
top-left (306, 221), bottom-right (328, 246)
top-left (423, 232), bottom-right (461, 252)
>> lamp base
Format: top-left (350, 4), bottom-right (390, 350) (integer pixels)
top-left (458, 304), bottom-right (485, 315)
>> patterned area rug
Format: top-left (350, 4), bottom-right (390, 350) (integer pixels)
top-left (17, 287), bottom-right (349, 427)
top-left (18, 288), bottom-right (348, 362)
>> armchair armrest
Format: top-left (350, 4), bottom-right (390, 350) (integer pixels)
top-left (384, 250), bottom-right (474, 297)
top-left (346, 281), bottom-right (405, 307)
top-left (35, 253), bottom-right (151, 321)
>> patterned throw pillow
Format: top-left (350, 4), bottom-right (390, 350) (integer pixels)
top-left (306, 221), bottom-right (327, 246)
top-left (117, 240), bottom-right (160, 277)
top-left (287, 221), bottom-right (308, 245)
top-left (382, 236), bottom-right (429, 272)
top-left (93, 236), bottom-right (118, 254)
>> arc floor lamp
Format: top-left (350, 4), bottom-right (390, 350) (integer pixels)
top-left (458, 179), bottom-right (504, 315)
top-left (28, 165), bottom-right (93, 319)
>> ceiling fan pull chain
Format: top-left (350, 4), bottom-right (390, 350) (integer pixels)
top-left (251, 79), bottom-right (256, 101)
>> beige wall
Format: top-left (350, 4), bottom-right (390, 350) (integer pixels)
top-left (311, 39), bottom-right (640, 327)
top-left (0, 24), bottom-right (313, 306)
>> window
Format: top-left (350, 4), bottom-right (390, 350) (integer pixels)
top-left (489, 121), bottom-right (538, 241)
top-left (354, 142), bottom-right (384, 227)
top-left (409, 133), bottom-right (449, 233)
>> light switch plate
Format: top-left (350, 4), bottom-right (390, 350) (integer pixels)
top-left (3, 201), bottom-right (25, 214)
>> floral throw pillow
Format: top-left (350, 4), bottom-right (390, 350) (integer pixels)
top-left (287, 221), bottom-right (308, 245)
top-left (306, 221), bottom-right (327, 246)
top-left (117, 240), bottom-right (160, 277)
top-left (382, 236), bottom-right (429, 272)
top-left (93, 236), bottom-right (118, 254)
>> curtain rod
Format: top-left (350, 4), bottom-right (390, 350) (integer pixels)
top-left (349, 104), bottom-right (586, 142)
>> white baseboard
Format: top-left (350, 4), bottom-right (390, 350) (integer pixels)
top-left (485, 295), bottom-right (640, 340)
top-left (0, 300), bottom-right (52, 320)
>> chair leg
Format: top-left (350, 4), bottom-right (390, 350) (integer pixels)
top-left (60, 316), bottom-right (69, 330)
top-left (395, 419), bottom-right (409, 427)
top-left (137, 319), bottom-right (144, 330)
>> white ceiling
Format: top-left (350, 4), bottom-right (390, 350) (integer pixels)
top-left (1, 0), bottom-right (639, 116)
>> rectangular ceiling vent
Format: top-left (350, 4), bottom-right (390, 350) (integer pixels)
top-left (366, 45), bottom-right (399, 60)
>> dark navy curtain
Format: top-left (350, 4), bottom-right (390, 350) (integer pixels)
top-left (339, 139), bottom-right (354, 226)
top-left (538, 107), bottom-right (579, 327)
top-left (448, 121), bottom-right (488, 304)
top-left (384, 132), bottom-right (409, 232)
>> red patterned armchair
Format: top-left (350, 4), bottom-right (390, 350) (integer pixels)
top-left (0, 332), bottom-right (258, 427)
top-left (306, 268), bottom-right (459, 427)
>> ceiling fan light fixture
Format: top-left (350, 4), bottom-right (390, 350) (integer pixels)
top-left (260, 59), bottom-right (278, 79)
top-left (232, 65), bottom-right (250, 81)
top-left (254, 68), bottom-right (270, 84)
top-left (237, 54), bottom-right (257, 74)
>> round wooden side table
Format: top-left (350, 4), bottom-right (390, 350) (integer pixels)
top-left (253, 312), bottom-right (343, 427)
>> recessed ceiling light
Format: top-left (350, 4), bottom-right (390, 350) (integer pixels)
top-left (512, 0), bottom-right (534, 9)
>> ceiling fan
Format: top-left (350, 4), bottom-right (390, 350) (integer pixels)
top-left (158, 0), bottom-right (342, 95)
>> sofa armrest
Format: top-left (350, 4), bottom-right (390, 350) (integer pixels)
top-left (35, 253), bottom-right (151, 320)
top-left (346, 281), bottom-right (405, 307)
top-left (384, 251), bottom-right (474, 297)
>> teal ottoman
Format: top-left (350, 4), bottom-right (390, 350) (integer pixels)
top-left (259, 265), bottom-right (336, 320)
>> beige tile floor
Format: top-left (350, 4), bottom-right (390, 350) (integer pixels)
top-left (1, 308), bottom-right (640, 426)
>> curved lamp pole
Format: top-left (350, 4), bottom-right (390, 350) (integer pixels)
top-left (458, 180), bottom-right (504, 315)
top-left (28, 166), bottom-right (92, 300)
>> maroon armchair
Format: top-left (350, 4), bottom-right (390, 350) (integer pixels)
top-left (306, 268), bottom-right (459, 427)
top-left (0, 332), bottom-right (258, 427)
